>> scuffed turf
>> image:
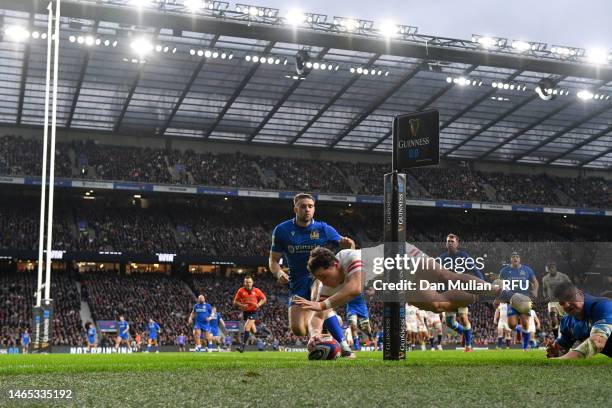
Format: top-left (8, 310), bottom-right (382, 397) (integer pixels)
top-left (0, 350), bottom-right (609, 407)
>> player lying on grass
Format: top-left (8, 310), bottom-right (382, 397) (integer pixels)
top-left (294, 246), bottom-right (532, 351)
top-left (545, 282), bottom-right (611, 359)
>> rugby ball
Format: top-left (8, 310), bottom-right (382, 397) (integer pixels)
top-left (308, 338), bottom-right (341, 360)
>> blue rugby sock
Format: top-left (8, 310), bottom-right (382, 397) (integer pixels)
top-left (353, 336), bottom-right (360, 350)
top-left (522, 331), bottom-right (531, 350)
top-left (464, 329), bottom-right (473, 347)
top-left (323, 315), bottom-right (345, 345)
top-left (446, 316), bottom-right (464, 334)
top-left (242, 331), bottom-right (250, 345)
top-left (146, 345), bottom-right (151, 352)
top-left (453, 322), bottom-right (464, 334)
top-left (497, 337), bottom-right (503, 347)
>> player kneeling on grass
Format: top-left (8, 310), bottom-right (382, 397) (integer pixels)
top-left (294, 246), bottom-right (532, 356)
top-left (545, 282), bottom-right (611, 359)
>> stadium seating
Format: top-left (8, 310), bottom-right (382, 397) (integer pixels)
top-left (80, 271), bottom-right (194, 346)
top-left (0, 270), bottom-right (83, 346)
top-left (1, 134), bottom-right (610, 209)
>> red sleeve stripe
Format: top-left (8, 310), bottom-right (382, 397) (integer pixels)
top-left (347, 262), bottom-right (363, 274)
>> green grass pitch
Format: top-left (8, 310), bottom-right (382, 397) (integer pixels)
top-left (0, 350), bottom-right (609, 407)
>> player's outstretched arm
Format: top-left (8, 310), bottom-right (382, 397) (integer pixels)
top-left (269, 251), bottom-right (289, 284)
top-left (557, 332), bottom-right (609, 359)
top-left (306, 312), bottom-right (325, 351)
top-left (293, 272), bottom-right (361, 312)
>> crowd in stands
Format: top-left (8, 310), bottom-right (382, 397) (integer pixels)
top-left (74, 206), bottom-right (179, 253)
top-left (80, 271), bottom-right (194, 346)
top-left (0, 135), bottom-right (72, 178)
top-left (0, 270), bottom-right (83, 346)
top-left (1, 135), bottom-right (610, 209)
top-left (411, 167), bottom-right (489, 202)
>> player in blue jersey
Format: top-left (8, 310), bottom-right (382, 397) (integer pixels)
top-left (188, 294), bottom-right (213, 352)
top-left (376, 329), bottom-right (384, 351)
top-left (209, 306), bottom-right (226, 349)
top-left (346, 292), bottom-right (373, 351)
top-left (21, 329), bottom-right (30, 354)
top-left (85, 322), bottom-right (97, 352)
top-left (269, 193), bottom-right (356, 357)
top-left (114, 315), bottom-right (130, 350)
top-left (498, 252), bottom-right (539, 351)
top-left (546, 282), bottom-right (611, 359)
top-left (438, 234), bottom-right (484, 352)
top-left (146, 318), bottom-right (161, 353)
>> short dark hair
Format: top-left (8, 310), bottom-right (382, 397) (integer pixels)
top-left (294, 193), bottom-right (315, 206)
top-left (307, 247), bottom-right (337, 275)
top-left (553, 281), bottom-right (579, 302)
top-left (244, 275), bottom-right (253, 280)
top-left (447, 233), bottom-right (459, 242)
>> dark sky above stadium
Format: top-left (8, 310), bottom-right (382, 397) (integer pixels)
top-left (269, 0), bottom-right (612, 50)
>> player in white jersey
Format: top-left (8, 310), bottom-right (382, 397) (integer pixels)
top-left (426, 311), bottom-right (444, 350)
top-left (527, 309), bottom-right (541, 349)
top-left (405, 304), bottom-right (418, 350)
top-left (541, 261), bottom-right (571, 337)
top-left (494, 303), bottom-right (512, 349)
top-left (294, 245), bottom-right (532, 352)
top-left (416, 309), bottom-right (429, 350)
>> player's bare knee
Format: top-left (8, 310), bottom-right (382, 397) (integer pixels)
top-left (590, 334), bottom-right (606, 352)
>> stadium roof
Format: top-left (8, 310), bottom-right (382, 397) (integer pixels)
top-left (1, 0), bottom-right (611, 169)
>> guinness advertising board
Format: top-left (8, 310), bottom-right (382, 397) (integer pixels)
top-left (393, 109), bottom-right (440, 170)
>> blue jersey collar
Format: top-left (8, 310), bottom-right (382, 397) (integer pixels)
top-left (293, 217), bottom-right (314, 228)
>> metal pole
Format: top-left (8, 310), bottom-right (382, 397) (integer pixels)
top-left (44, 0), bottom-right (60, 301)
top-left (36, 1), bottom-right (54, 308)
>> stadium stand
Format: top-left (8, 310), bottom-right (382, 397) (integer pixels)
top-left (1, 135), bottom-right (610, 209)
top-left (0, 270), bottom-right (82, 346)
top-left (80, 271), bottom-right (194, 346)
